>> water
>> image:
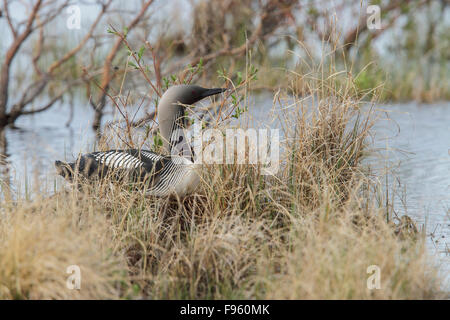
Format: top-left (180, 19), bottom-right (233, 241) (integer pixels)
top-left (4, 103), bottom-right (100, 192)
top-left (3, 100), bottom-right (148, 193)
top-left (370, 102), bottom-right (449, 245)
top-left (369, 102), bottom-right (450, 288)
top-left (1, 97), bottom-right (449, 289)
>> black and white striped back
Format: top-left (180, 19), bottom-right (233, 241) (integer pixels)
top-left (55, 149), bottom-right (198, 197)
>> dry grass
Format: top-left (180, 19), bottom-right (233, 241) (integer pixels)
top-left (0, 193), bottom-right (128, 299)
top-left (0, 53), bottom-right (446, 300)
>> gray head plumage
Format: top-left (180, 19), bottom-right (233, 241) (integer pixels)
top-left (158, 85), bottom-right (226, 155)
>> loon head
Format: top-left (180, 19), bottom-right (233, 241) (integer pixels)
top-left (160, 85), bottom-right (227, 106)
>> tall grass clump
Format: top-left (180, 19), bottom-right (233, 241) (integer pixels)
top-left (0, 40), bottom-right (446, 299)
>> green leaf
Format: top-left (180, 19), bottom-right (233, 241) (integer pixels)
top-left (237, 71), bottom-right (243, 85)
top-left (138, 46), bottom-right (145, 60)
top-left (128, 61), bottom-right (139, 69)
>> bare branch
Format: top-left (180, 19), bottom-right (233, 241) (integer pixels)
top-left (90, 0), bottom-right (154, 131)
top-left (0, 0), bottom-right (42, 124)
top-left (48, 0), bottom-right (112, 74)
top-left (20, 94), bottom-right (63, 116)
top-left (2, 0), bottom-right (17, 39)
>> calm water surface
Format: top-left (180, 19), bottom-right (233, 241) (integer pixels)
top-left (369, 102), bottom-right (450, 288)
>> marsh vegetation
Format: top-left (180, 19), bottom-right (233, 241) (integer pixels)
top-left (0, 0), bottom-right (448, 299)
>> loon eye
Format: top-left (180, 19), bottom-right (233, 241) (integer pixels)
top-left (192, 90), bottom-right (196, 95)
